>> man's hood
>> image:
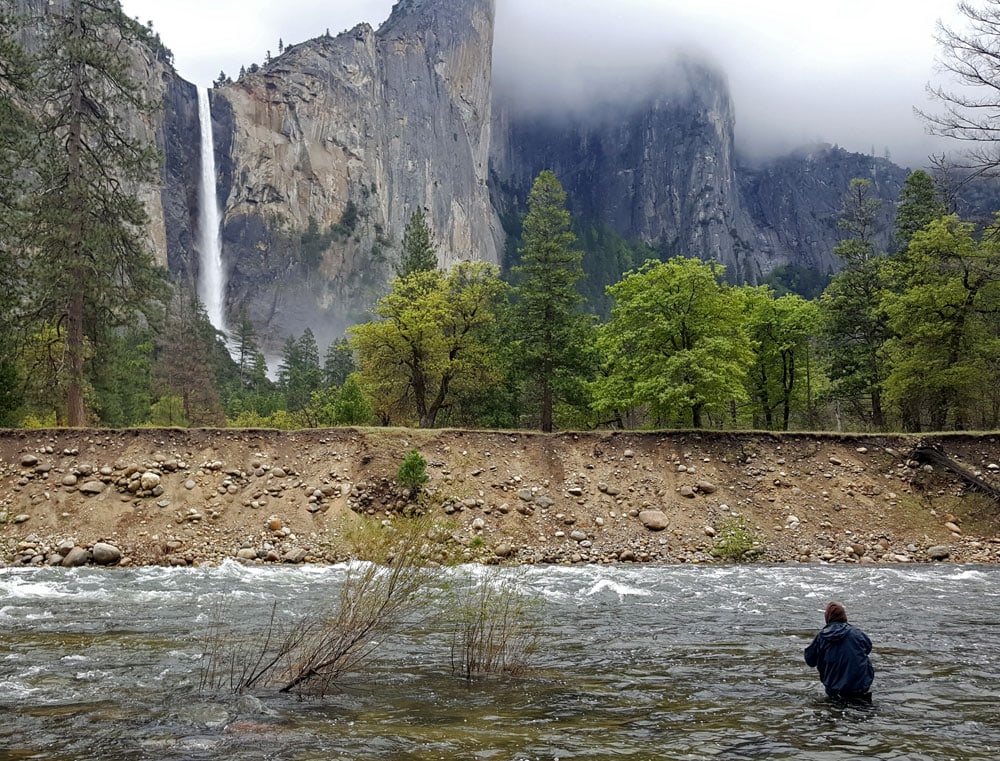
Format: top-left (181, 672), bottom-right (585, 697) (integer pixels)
top-left (818, 622), bottom-right (851, 643)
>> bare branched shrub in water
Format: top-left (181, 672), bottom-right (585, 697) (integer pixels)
top-left (201, 517), bottom-right (440, 697)
top-left (450, 567), bottom-right (540, 680)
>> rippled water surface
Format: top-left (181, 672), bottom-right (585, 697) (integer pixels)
top-left (2, 563), bottom-right (998, 760)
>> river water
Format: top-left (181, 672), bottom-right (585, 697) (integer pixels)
top-left (2, 563), bottom-right (997, 760)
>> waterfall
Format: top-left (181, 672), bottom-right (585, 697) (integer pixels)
top-left (197, 86), bottom-right (226, 334)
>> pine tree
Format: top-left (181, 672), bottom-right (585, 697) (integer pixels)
top-left (323, 337), bottom-right (355, 388)
top-left (510, 171), bottom-right (593, 432)
top-left (821, 179), bottom-right (890, 430)
top-left (895, 170), bottom-right (947, 250)
top-left (26, 0), bottom-right (169, 425)
top-left (0, 3), bottom-right (33, 416)
top-left (278, 328), bottom-right (322, 412)
top-left (396, 207), bottom-right (438, 277)
top-left (153, 291), bottom-right (224, 427)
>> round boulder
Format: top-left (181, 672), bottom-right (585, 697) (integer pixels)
top-left (92, 542), bottom-right (122, 566)
top-left (927, 545), bottom-right (951, 561)
top-left (638, 510), bottom-right (670, 531)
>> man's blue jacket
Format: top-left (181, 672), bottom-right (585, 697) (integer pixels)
top-left (804, 622), bottom-right (875, 696)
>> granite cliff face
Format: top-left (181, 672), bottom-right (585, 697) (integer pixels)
top-left (492, 63), bottom-right (766, 283)
top-left (737, 146), bottom-right (908, 273)
top-left (202, 0), bottom-right (501, 349)
top-left (16, 0), bottom-right (920, 352)
top-left (491, 62), bottom-right (909, 285)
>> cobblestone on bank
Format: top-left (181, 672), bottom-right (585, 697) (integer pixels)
top-left (1, 428), bottom-right (999, 568)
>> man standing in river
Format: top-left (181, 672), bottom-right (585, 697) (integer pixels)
top-left (804, 602), bottom-right (875, 702)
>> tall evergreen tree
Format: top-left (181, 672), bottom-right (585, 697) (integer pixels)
top-left (0, 2), bottom-right (33, 419)
top-left (323, 337), bottom-right (355, 388)
top-left (510, 171), bottom-right (593, 432)
top-left (895, 170), bottom-right (947, 251)
top-left (153, 291), bottom-right (224, 427)
top-left (821, 179), bottom-right (891, 430)
top-left (396, 207), bottom-right (437, 277)
top-left (26, 0), bottom-right (168, 425)
top-left (277, 328), bottom-right (322, 412)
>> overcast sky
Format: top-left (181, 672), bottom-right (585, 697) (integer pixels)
top-left (119, 0), bottom-right (962, 167)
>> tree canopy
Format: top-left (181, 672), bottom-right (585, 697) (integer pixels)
top-left (510, 171), bottom-right (594, 432)
top-left (592, 257), bottom-right (753, 429)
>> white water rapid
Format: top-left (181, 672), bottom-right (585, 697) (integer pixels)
top-left (197, 86), bottom-right (227, 334)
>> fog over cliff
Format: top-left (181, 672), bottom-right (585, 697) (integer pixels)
top-left (492, 0), bottom-right (953, 168)
top-left (120, 0), bottom-right (955, 168)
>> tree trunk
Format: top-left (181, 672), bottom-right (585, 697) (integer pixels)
top-left (65, 0), bottom-right (86, 426)
top-left (540, 376), bottom-right (553, 433)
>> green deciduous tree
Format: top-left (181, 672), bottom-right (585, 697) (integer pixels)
top-left (883, 214), bottom-right (1000, 430)
top-left (510, 171), bottom-right (594, 432)
top-left (332, 374), bottom-right (372, 425)
top-left (351, 262), bottom-right (508, 428)
top-left (396, 207), bottom-right (437, 278)
top-left (26, 0), bottom-right (168, 425)
top-left (744, 288), bottom-right (824, 430)
top-left (592, 257), bottom-right (753, 429)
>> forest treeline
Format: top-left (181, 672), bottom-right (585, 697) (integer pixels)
top-left (3, 1), bottom-right (1000, 434)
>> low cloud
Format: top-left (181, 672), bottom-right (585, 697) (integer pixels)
top-left (493, 0), bottom-right (956, 168)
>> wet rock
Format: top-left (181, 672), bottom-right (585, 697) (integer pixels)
top-left (92, 542), bottom-right (122, 565)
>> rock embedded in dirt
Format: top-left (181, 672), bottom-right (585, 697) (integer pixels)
top-left (639, 510), bottom-right (669, 531)
top-left (927, 545), bottom-right (951, 560)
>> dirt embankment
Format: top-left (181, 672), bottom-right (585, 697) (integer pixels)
top-left (1, 427), bottom-right (999, 568)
